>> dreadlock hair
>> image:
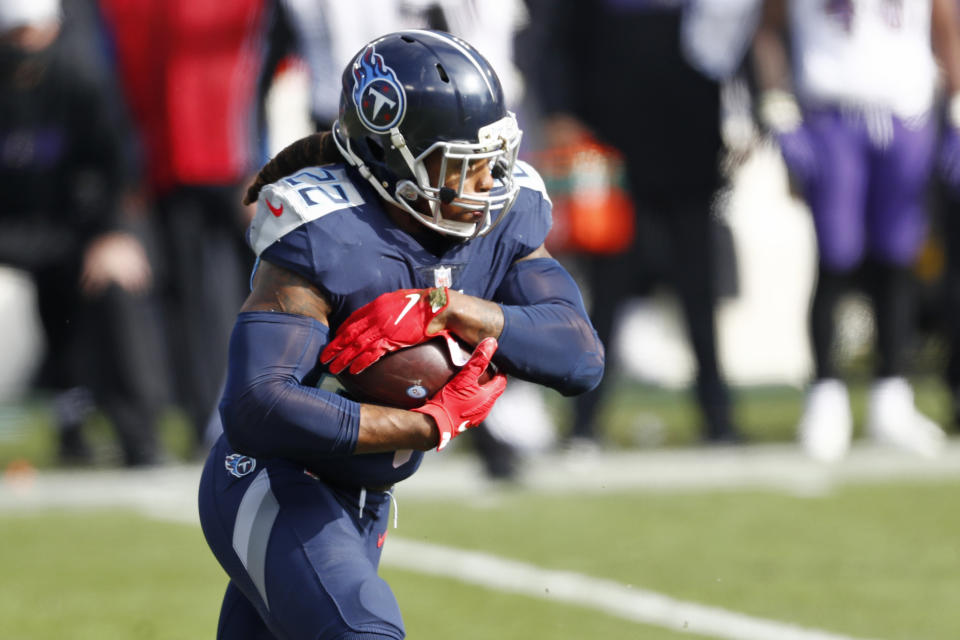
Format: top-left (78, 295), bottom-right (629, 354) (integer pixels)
top-left (243, 131), bottom-right (342, 205)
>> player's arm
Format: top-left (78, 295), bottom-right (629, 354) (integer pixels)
top-left (220, 260), bottom-right (444, 456)
top-left (321, 244), bottom-right (604, 396)
top-left (933, 0), bottom-right (960, 194)
top-left (443, 244), bottom-right (605, 397)
top-left (751, 0), bottom-right (821, 185)
top-left (752, 0), bottom-right (803, 129)
top-left (933, 0), bottom-right (960, 100)
top-left (752, 0), bottom-right (790, 95)
top-left (485, 243), bottom-right (604, 396)
top-left (933, 0), bottom-right (960, 83)
top-left (430, 245), bottom-right (576, 344)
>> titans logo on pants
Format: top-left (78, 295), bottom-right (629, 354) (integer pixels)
top-left (351, 45), bottom-right (406, 133)
top-left (225, 453), bottom-right (257, 478)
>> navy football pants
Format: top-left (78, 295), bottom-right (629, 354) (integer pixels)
top-left (198, 435), bottom-right (404, 639)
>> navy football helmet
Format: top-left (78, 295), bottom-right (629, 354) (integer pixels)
top-left (332, 30), bottom-right (522, 239)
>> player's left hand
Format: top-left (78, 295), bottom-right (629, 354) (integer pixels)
top-left (321, 288), bottom-right (451, 374)
top-left (412, 337), bottom-right (508, 451)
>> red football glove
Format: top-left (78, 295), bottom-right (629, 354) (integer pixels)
top-left (412, 337), bottom-right (508, 451)
top-left (321, 287), bottom-right (450, 374)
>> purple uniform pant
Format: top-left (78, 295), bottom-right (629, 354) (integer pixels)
top-left (198, 435), bottom-right (404, 640)
top-left (802, 108), bottom-right (935, 270)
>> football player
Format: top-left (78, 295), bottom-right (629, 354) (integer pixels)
top-left (197, 30), bottom-right (604, 640)
top-left (754, 0), bottom-right (960, 461)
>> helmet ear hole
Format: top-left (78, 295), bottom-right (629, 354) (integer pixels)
top-left (435, 64), bottom-right (449, 83)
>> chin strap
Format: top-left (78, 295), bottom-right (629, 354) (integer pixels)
top-left (439, 186), bottom-right (457, 204)
top-left (332, 122), bottom-right (397, 204)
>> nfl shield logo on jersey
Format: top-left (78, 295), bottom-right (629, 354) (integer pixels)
top-left (224, 453), bottom-right (256, 478)
top-left (433, 266), bottom-right (453, 288)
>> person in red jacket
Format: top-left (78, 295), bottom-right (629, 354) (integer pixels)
top-left (99, 0), bottom-right (271, 451)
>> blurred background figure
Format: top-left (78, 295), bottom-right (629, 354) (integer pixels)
top-left (268, 1), bottom-right (422, 132)
top-left (269, 0), bottom-right (527, 131)
top-left (752, 0), bottom-right (960, 462)
top-left (98, 0), bottom-right (272, 456)
top-left (521, 0), bottom-right (761, 454)
top-left (934, 0), bottom-right (960, 434)
top-left (0, 0), bottom-right (166, 466)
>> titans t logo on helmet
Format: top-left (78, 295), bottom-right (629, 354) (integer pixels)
top-left (351, 45), bottom-right (406, 133)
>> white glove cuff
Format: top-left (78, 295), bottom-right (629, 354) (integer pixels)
top-left (759, 90), bottom-right (803, 133)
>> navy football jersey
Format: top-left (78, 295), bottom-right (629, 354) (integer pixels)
top-left (244, 160), bottom-right (551, 487)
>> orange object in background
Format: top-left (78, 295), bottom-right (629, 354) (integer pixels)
top-left (531, 140), bottom-right (635, 255)
top-left (3, 458), bottom-right (36, 490)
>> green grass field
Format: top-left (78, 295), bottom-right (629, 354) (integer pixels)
top-left (1, 380), bottom-right (959, 639)
top-left (394, 483), bottom-right (960, 639)
top-left (2, 480), bottom-right (959, 640)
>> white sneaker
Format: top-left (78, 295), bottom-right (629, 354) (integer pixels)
top-left (866, 378), bottom-right (946, 458)
top-left (798, 379), bottom-right (853, 462)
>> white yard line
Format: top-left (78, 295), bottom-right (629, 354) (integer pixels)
top-left (382, 538), bottom-right (881, 640)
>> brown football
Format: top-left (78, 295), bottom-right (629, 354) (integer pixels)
top-left (335, 337), bottom-right (493, 409)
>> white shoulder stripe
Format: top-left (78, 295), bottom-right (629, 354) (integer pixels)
top-left (248, 166), bottom-right (366, 256)
top-left (513, 159), bottom-right (551, 205)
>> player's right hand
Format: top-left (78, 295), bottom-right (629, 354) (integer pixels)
top-left (412, 337), bottom-right (507, 451)
top-left (321, 288), bottom-right (451, 374)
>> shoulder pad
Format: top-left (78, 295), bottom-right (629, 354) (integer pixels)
top-left (248, 166), bottom-right (367, 255)
top-left (513, 160), bottom-right (551, 205)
